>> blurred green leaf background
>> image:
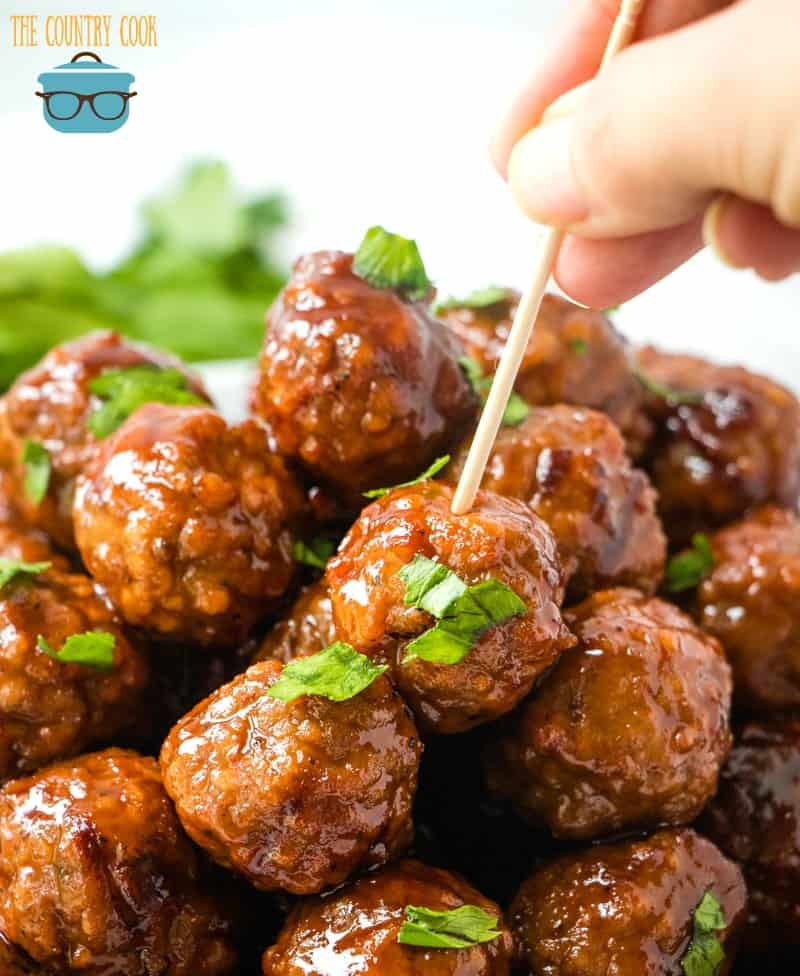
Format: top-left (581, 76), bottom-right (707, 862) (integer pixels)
top-left (0, 160), bottom-right (288, 390)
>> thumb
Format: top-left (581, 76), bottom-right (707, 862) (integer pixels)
top-left (507, 0), bottom-right (800, 239)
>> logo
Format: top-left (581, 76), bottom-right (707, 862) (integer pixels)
top-left (36, 50), bottom-right (136, 133)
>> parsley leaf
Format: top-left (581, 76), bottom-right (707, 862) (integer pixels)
top-left (570, 338), bottom-right (589, 357)
top-left (88, 365), bottom-right (206, 439)
top-left (397, 555), bottom-right (527, 665)
top-left (398, 905), bottom-right (502, 949)
top-left (665, 534), bottom-right (714, 593)
top-left (22, 440), bottom-right (51, 506)
top-left (353, 226), bottom-right (431, 302)
top-left (266, 641), bottom-right (387, 703)
top-left (363, 455), bottom-right (450, 500)
top-left (681, 892), bottom-right (726, 976)
top-left (459, 356), bottom-right (530, 428)
top-left (635, 369), bottom-right (704, 406)
top-left (0, 559), bottom-right (50, 591)
top-left (37, 631), bottom-right (116, 670)
top-left (292, 537), bottom-right (335, 570)
top-left (435, 286), bottom-right (513, 311)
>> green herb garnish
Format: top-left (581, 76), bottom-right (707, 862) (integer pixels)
top-left (37, 631), bottom-right (116, 670)
top-left (570, 338), bottom-right (589, 357)
top-left (397, 555), bottom-right (526, 665)
top-left (0, 559), bottom-right (50, 591)
top-left (266, 641), bottom-right (387, 703)
top-left (353, 226), bottom-right (431, 302)
top-left (665, 534), bottom-right (714, 593)
top-left (635, 369), bottom-right (704, 406)
top-left (88, 365), bottom-right (205, 438)
top-left (22, 440), bottom-right (51, 505)
top-left (292, 537), bottom-right (336, 570)
top-left (363, 455), bottom-right (450, 500)
top-left (435, 286), bottom-right (513, 312)
top-left (459, 356), bottom-right (530, 427)
top-left (681, 892), bottom-right (726, 976)
top-left (397, 905), bottom-right (502, 949)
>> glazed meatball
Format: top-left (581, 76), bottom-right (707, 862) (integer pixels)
top-left (511, 828), bottom-right (746, 976)
top-left (701, 719), bottom-right (800, 952)
top-left (450, 406), bottom-right (665, 600)
top-left (160, 658), bottom-right (421, 895)
top-left (252, 250), bottom-right (477, 508)
top-left (0, 749), bottom-right (237, 975)
top-left (694, 506), bottom-right (800, 711)
top-left (0, 566), bottom-right (148, 782)
top-left (637, 346), bottom-right (800, 543)
top-left (438, 290), bottom-right (650, 456)
top-left (253, 580), bottom-right (336, 664)
top-left (326, 480), bottom-right (575, 734)
top-left (485, 588), bottom-right (732, 839)
top-left (73, 403), bottom-right (304, 646)
top-left (262, 859), bottom-right (514, 976)
top-left (0, 330), bottom-right (209, 550)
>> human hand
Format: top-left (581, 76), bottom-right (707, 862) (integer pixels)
top-left (492, 0), bottom-right (800, 307)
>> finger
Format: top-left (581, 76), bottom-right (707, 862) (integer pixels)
top-left (490, 0), bottom-right (733, 177)
top-left (554, 217), bottom-right (705, 308)
top-left (506, 0), bottom-right (800, 238)
top-left (705, 194), bottom-right (800, 281)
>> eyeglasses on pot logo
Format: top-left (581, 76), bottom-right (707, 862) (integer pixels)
top-left (36, 51), bottom-right (137, 133)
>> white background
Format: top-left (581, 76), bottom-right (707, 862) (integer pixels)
top-left (0, 0), bottom-right (797, 392)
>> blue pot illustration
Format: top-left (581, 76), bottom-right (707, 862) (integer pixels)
top-left (36, 51), bottom-right (137, 133)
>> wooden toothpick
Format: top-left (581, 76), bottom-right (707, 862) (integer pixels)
top-left (450, 0), bottom-right (646, 516)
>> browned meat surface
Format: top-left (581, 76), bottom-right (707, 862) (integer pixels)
top-left (511, 829), bottom-right (746, 976)
top-left (326, 480), bottom-right (574, 734)
top-left (485, 588), bottom-right (732, 839)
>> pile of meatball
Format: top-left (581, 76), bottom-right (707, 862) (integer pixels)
top-left (0, 246), bottom-right (798, 975)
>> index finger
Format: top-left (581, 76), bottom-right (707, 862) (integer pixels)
top-left (490, 0), bottom-right (734, 178)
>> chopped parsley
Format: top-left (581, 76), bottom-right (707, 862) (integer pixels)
top-left (363, 455), bottom-right (450, 500)
top-left (459, 356), bottom-right (530, 427)
top-left (435, 286), bottom-right (513, 312)
top-left (88, 365), bottom-right (205, 439)
top-left (38, 631), bottom-right (116, 670)
top-left (681, 892), bottom-right (726, 976)
top-left (353, 226), bottom-right (431, 302)
top-left (570, 338), bottom-right (589, 357)
top-left (397, 555), bottom-right (526, 665)
top-left (398, 904), bottom-right (503, 949)
top-left (0, 559), bottom-right (50, 591)
top-left (292, 537), bottom-right (336, 570)
top-left (635, 369), bottom-right (704, 406)
top-left (22, 440), bottom-right (51, 506)
top-left (266, 641), bottom-right (387, 703)
top-left (665, 534), bottom-right (714, 592)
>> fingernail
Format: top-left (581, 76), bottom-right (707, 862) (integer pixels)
top-left (703, 195), bottom-right (745, 269)
top-left (507, 116), bottom-right (589, 227)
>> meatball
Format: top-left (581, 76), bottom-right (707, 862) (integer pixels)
top-left (0, 330), bottom-right (209, 550)
top-left (694, 506), bottom-right (800, 711)
top-left (253, 580), bottom-right (336, 664)
top-left (450, 405), bottom-right (665, 601)
top-left (438, 290), bottom-right (650, 456)
top-left (160, 658), bottom-right (421, 895)
top-left (0, 749), bottom-right (237, 975)
top-left (637, 346), bottom-right (800, 543)
top-left (511, 828), bottom-right (747, 976)
top-left (701, 719), bottom-right (800, 952)
top-left (0, 566), bottom-right (148, 782)
top-left (73, 403), bottom-right (304, 646)
top-left (262, 859), bottom-right (514, 976)
top-left (326, 480), bottom-right (574, 734)
top-left (485, 588), bottom-right (732, 839)
top-left (0, 933), bottom-right (39, 975)
top-left (251, 250), bottom-right (477, 508)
